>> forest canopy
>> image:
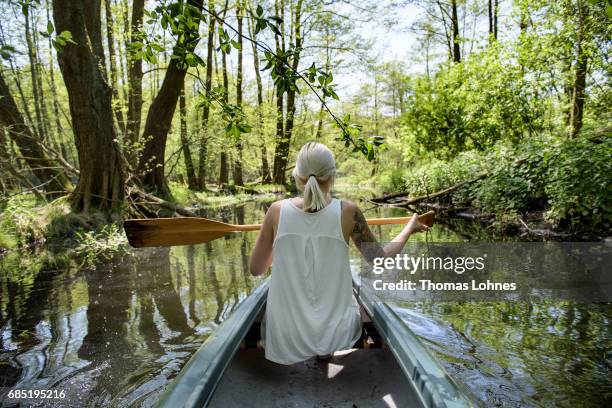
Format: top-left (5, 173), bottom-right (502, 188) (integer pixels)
top-left (0, 0), bottom-right (610, 243)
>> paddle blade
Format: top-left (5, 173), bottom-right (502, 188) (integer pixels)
top-left (124, 217), bottom-right (238, 248)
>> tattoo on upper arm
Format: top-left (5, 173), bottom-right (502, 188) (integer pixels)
top-left (351, 209), bottom-right (384, 262)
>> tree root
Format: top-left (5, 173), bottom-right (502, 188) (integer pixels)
top-left (127, 187), bottom-right (198, 218)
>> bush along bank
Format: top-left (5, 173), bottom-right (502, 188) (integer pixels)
top-left (0, 182), bottom-right (289, 254)
top-left (375, 135), bottom-right (612, 239)
top-left (0, 195), bottom-right (128, 254)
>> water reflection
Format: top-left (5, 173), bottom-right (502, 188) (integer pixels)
top-left (393, 300), bottom-right (612, 407)
top-left (0, 201), bottom-right (269, 406)
top-left (0, 199), bottom-right (610, 407)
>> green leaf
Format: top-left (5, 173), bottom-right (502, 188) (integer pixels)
top-left (151, 43), bottom-right (165, 52)
top-left (47, 21), bottom-right (54, 35)
top-left (59, 30), bottom-right (76, 44)
top-left (268, 22), bottom-right (281, 36)
top-left (237, 123), bottom-right (252, 133)
top-left (256, 5), bottom-right (264, 16)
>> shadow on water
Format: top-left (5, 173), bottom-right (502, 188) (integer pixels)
top-left (0, 198), bottom-right (610, 407)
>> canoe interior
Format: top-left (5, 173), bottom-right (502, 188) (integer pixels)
top-left (238, 321), bottom-right (384, 350)
top-left (155, 276), bottom-right (473, 408)
top-left (209, 303), bottom-right (424, 408)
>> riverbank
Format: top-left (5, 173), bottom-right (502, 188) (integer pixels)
top-left (0, 183), bottom-right (288, 254)
top-left (364, 135), bottom-right (611, 241)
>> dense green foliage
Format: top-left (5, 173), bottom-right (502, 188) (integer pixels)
top-left (346, 0), bottom-right (612, 236)
top-left (383, 134), bottom-right (611, 234)
top-left (405, 46), bottom-right (546, 157)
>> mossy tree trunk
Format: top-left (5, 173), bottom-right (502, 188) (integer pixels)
top-left (53, 0), bottom-right (125, 213)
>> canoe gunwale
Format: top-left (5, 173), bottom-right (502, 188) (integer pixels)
top-left (353, 273), bottom-right (475, 408)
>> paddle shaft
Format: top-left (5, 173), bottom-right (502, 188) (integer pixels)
top-left (124, 212), bottom-right (434, 247)
top-left (231, 216), bottom-right (420, 232)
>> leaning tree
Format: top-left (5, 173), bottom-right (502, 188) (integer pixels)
top-left (53, 0), bottom-right (125, 214)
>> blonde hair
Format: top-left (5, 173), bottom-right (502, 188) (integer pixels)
top-left (292, 142), bottom-right (336, 212)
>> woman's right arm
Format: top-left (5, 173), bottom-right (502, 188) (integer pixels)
top-left (348, 203), bottom-right (429, 262)
top-left (249, 201), bottom-right (280, 276)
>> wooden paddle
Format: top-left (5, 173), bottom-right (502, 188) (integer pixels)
top-left (124, 210), bottom-right (435, 248)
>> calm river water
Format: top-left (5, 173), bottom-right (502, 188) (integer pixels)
top-left (0, 197), bottom-right (610, 407)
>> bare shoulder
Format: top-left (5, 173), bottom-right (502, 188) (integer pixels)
top-left (340, 200), bottom-right (361, 219)
top-left (340, 200), bottom-right (361, 234)
top-left (260, 200), bottom-right (283, 238)
top-left (265, 200), bottom-right (283, 219)
top-left (269, 200), bottom-right (283, 210)
top-left (263, 200), bottom-right (283, 225)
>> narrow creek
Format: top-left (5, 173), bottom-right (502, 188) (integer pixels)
top-left (1, 195), bottom-right (610, 407)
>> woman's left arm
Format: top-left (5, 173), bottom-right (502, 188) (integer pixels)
top-left (249, 202), bottom-right (279, 276)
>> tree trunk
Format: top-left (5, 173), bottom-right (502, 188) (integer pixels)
top-left (197, 0), bottom-right (216, 190)
top-left (315, 29), bottom-right (331, 140)
top-left (24, 5), bottom-right (47, 141)
top-left (434, 1), bottom-right (452, 60)
top-left (138, 0), bottom-right (205, 198)
top-left (451, 0), bottom-right (461, 62)
top-left (217, 0), bottom-right (230, 188)
top-left (180, 82), bottom-right (197, 189)
top-left (371, 74), bottom-right (379, 177)
top-left (118, 0), bottom-right (129, 106)
top-left (218, 152), bottom-right (229, 187)
top-left (45, 0), bottom-right (64, 142)
top-left (246, 5), bottom-right (271, 183)
top-left (493, 0), bottom-right (498, 41)
top-left (6, 61), bottom-right (35, 131)
top-left (488, 0), bottom-right (499, 41)
top-left (315, 99), bottom-right (325, 139)
top-left (276, 0), bottom-right (304, 184)
top-left (53, 0), bottom-right (125, 213)
top-left (0, 71), bottom-right (72, 198)
top-left (271, 87), bottom-right (284, 183)
top-left (105, 0), bottom-right (126, 135)
top-left (488, 0), bottom-right (493, 39)
top-left (570, 6), bottom-right (588, 138)
top-left (33, 23), bottom-right (52, 144)
top-left (126, 0), bottom-right (145, 145)
top-left (233, 0), bottom-right (244, 187)
top-left (83, 1), bottom-right (106, 63)
top-left (271, 0), bottom-right (287, 184)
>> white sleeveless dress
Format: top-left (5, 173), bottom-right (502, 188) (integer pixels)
top-left (262, 198), bottom-right (362, 364)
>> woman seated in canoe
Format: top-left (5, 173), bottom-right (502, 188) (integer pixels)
top-left (249, 142), bottom-right (430, 365)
